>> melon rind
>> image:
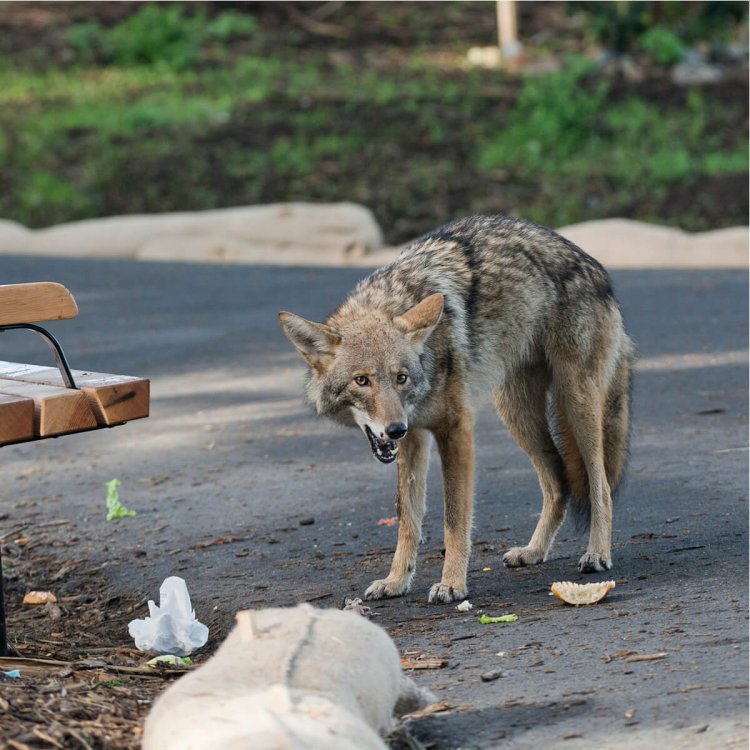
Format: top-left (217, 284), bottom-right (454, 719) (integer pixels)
top-left (550, 580), bottom-right (616, 606)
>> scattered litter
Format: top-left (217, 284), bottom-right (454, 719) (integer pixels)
top-left (478, 614), bottom-right (517, 624)
top-left (401, 700), bottom-right (454, 720)
top-left (551, 580), bottom-right (616, 606)
top-left (128, 576), bottom-right (208, 656)
top-left (2, 669), bottom-right (20, 679)
top-left (342, 597), bottom-right (373, 618)
top-left (377, 517), bottom-right (398, 526)
top-left (480, 669), bottom-right (504, 682)
top-left (623, 652), bottom-right (668, 663)
top-left (22, 591), bottom-right (57, 606)
top-left (105, 478), bottom-right (137, 520)
top-left (602, 649), bottom-right (637, 663)
top-left (400, 656), bottom-right (448, 670)
top-left (147, 655), bottom-right (193, 669)
top-left (482, 567), bottom-right (492, 572)
top-left (456, 600), bottom-right (474, 612)
top-left (196, 534), bottom-right (250, 548)
top-left (495, 651), bottom-right (507, 657)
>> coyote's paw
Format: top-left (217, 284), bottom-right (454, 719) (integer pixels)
top-left (364, 576), bottom-right (409, 600)
top-left (578, 552), bottom-right (612, 573)
top-left (427, 582), bottom-right (467, 604)
top-left (503, 546), bottom-right (544, 568)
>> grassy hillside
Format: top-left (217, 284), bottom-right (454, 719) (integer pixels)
top-left (0, 1), bottom-right (746, 243)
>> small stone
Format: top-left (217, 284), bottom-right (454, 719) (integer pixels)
top-left (299, 517), bottom-right (315, 526)
top-left (672, 60), bottom-right (723, 86)
top-left (480, 669), bottom-right (504, 682)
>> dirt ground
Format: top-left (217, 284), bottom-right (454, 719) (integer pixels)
top-left (1, 543), bottom-right (167, 749)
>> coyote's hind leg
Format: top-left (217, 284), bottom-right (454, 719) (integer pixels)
top-left (495, 364), bottom-right (568, 568)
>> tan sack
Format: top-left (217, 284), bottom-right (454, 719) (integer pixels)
top-left (143, 603), bottom-right (434, 750)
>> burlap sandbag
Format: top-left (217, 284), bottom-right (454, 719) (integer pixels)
top-left (143, 604), bottom-right (433, 750)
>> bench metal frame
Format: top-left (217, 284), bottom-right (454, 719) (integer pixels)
top-left (0, 324), bottom-right (78, 390)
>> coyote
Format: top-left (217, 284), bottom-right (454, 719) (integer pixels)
top-left (280, 216), bottom-right (634, 603)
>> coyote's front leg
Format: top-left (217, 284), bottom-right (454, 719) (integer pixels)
top-left (364, 428), bottom-right (431, 600)
top-left (429, 406), bottom-right (475, 604)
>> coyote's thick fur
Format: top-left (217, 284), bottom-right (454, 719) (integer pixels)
top-left (280, 215), bottom-right (634, 603)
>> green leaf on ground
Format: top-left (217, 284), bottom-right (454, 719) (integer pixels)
top-left (146, 655), bottom-right (193, 668)
top-left (105, 478), bottom-right (137, 521)
top-left (477, 614), bottom-right (518, 624)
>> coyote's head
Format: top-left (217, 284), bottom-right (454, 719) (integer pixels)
top-left (279, 294), bottom-right (443, 464)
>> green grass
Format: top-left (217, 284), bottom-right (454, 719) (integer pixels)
top-left (0, 6), bottom-right (746, 240)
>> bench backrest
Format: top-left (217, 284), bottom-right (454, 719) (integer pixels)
top-left (0, 282), bottom-right (78, 326)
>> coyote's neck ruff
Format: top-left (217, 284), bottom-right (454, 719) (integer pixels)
top-left (280, 215), bottom-right (634, 604)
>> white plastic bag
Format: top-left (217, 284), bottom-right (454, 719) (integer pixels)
top-left (128, 576), bottom-right (208, 656)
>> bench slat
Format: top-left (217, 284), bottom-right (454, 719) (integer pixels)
top-left (0, 362), bottom-right (149, 427)
top-left (0, 394), bottom-right (35, 446)
top-left (0, 379), bottom-right (98, 438)
top-left (0, 283), bottom-right (78, 325)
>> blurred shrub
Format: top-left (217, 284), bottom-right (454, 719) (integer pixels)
top-left (639, 26), bottom-right (687, 66)
top-left (16, 171), bottom-right (96, 226)
top-left (571, 0), bottom-right (652, 55)
top-left (67, 4), bottom-right (256, 70)
top-left (477, 57), bottom-right (608, 173)
top-left (569, 0), bottom-right (747, 62)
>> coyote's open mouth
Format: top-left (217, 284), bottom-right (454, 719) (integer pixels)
top-left (364, 425), bottom-right (399, 464)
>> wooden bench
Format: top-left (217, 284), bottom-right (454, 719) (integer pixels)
top-left (0, 282), bottom-right (149, 655)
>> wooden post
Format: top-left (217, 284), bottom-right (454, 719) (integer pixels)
top-left (496, 0), bottom-right (521, 64)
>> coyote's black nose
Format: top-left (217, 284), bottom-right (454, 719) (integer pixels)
top-left (385, 422), bottom-right (408, 440)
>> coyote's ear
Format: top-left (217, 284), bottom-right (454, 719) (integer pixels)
top-left (394, 293), bottom-right (444, 347)
top-left (279, 312), bottom-right (341, 371)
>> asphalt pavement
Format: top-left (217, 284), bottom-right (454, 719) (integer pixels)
top-left (0, 255), bottom-right (747, 749)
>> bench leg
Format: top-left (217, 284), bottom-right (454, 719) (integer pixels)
top-left (0, 541), bottom-right (7, 656)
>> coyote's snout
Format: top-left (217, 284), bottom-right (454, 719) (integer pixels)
top-left (280, 216), bottom-right (634, 604)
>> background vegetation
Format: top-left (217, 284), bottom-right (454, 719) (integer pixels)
top-left (0, 1), bottom-right (746, 243)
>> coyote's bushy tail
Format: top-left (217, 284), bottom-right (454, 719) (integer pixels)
top-left (553, 335), bottom-right (635, 521)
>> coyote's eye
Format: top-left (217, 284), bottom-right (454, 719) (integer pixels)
top-left (354, 375), bottom-right (370, 387)
top-left (396, 373), bottom-right (408, 384)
